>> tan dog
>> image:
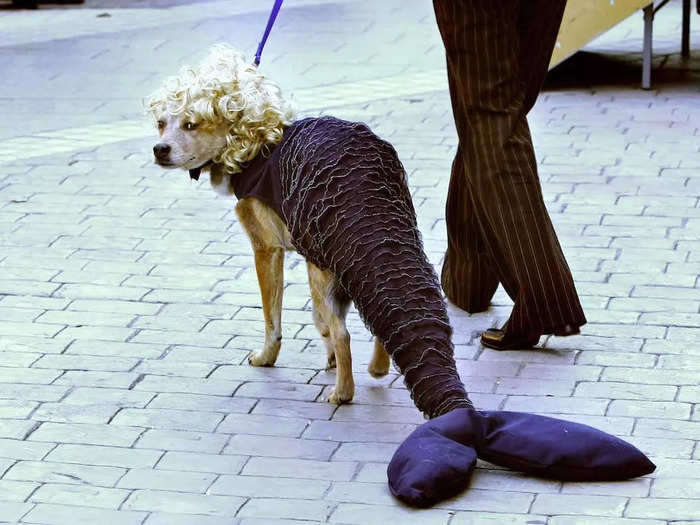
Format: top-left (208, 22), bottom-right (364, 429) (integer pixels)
top-left (148, 45), bottom-right (390, 404)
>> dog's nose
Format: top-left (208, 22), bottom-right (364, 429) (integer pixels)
top-left (153, 143), bottom-right (171, 159)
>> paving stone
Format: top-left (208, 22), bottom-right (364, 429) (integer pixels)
top-left (607, 400), bottom-right (692, 419)
top-left (469, 469), bottom-right (560, 493)
top-left (4, 460), bottom-right (125, 486)
top-left (332, 403), bottom-right (425, 424)
top-left (223, 434), bottom-right (338, 460)
top-left (110, 408), bottom-right (224, 432)
top-left (303, 420), bottom-right (415, 443)
top-left (31, 403), bottom-right (121, 424)
top-left (240, 518), bottom-right (319, 525)
top-left (46, 444), bottom-right (162, 469)
top-left (133, 375), bottom-right (241, 396)
top-left (146, 392), bottom-right (255, 413)
top-left (243, 457), bottom-right (358, 481)
top-left (0, 502), bottom-right (33, 523)
top-left (626, 435), bottom-right (695, 459)
top-left (0, 438), bottom-right (54, 461)
top-left (503, 396), bottom-right (608, 415)
top-left (251, 398), bottom-right (335, 420)
top-left (61, 387), bottom-right (154, 408)
top-left (156, 451), bottom-right (246, 474)
top-left (0, 420), bottom-right (40, 440)
top-left (123, 489), bottom-right (245, 515)
top-left (602, 368), bottom-right (700, 385)
top-left (650, 477), bottom-right (700, 499)
top-left (548, 519), bottom-right (664, 525)
top-left (575, 351), bottom-right (657, 368)
top-left (0, 398), bottom-right (38, 418)
top-left (658, 354), bottom-right (700, 370)
top-left (574, 382), bottom-right (676, 401)
top-left (217, 413), bottom-right (309, 437)
top-left (649, 458), bottom-right (700, 479)
top-left (530, 493), bottom-right (628, 517)
top-left (0, 479), bottom-right (40, 502)
top-left (332, 442), bottom-right (397, 462)
top-left (28, 422), bottom-right (143, 447)
top-left (494, 377), bottom-right (576, 396)
top-left (0, 366), bottom-right (62, 385)
top-left (209, 474), bottom-right (330, 499)
top-left (330, 503), bottom-right (451, 524)
top-left (561, 478), bottom-right (651, 497)
top-left (627, 497), bottom-right (700, 520)
top-left (65, 340), bottom-right (164, 359)
top-left (633, 418), bottom-right (700, 440)
top-left (0, 383), bottom-right (69, 403)
top-left (238, 498), bottom-right (335, 521)
top-left (32, 354), bottom-right (139, 372)
top-left (143, 514), bottom-right (237, 525)
top-left (235, 381), bottom-right (323, 402)
top-left (159, 345), bottom-right (248, 364)
top-left (54, 370), bottom-right (140, 389)
top-left (212, 363), bottom-right (316, 383)
top-left (117, 467), bottom-right (216, 492)
top-left (135, 429), bottom-right (229, 454)
top-left (21, 503), bottom-right (147, 525)
top-left (679, 385), bottom-right (700, 403)
top-left (29, 483), bottom-right (131, 509)
top-left (518, 363), bottom-right (602, 381)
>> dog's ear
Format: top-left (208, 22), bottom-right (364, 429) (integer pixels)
top-left (189, 168), bottom-right (201, 180)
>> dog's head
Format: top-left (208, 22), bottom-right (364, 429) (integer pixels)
top-left (146, 44), bottom-right (294, 179)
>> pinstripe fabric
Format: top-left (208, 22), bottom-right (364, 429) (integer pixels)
top-left (433, 0), bottom-right (586, 337)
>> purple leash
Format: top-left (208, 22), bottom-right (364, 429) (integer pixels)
top-left (254, 0), bottom-right (284, 66)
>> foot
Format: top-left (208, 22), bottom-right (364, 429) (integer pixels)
top-left (480, 328), bottom-right (540, 351)
top-left (368, 360), bottom-right (389, 378)
top-left (248, 346), bottom-right (279, 367)
top-left (327, 385), bottom-right (353, 405)
top-left (552, 324), bottom-right (581, 337)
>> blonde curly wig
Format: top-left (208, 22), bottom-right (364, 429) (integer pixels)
top-left (147, 44), bottom-right (295, 174)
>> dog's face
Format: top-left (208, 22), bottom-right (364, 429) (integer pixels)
top-left (152, 112), bottom-right (228, 171)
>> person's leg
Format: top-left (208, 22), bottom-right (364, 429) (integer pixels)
top-left (441, 145), bottom-right (499, 314)
top-left (433, 0), bottom-right (585, 345)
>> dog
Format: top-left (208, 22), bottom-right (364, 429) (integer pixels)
top-left (147, 45), bottom-right (393, 405)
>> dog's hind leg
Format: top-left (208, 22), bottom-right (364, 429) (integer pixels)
top-left (307, 262), bottom-right (354, 404)
top-left (311, 305), bottom-right (335, 370)
top-left (248, 246), bottom-right (285, 367)
top-left (368, 337), bottom-right (390, 378)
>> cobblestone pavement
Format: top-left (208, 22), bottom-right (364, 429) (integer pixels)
top-left (0, 0), bottom-right (699, 523)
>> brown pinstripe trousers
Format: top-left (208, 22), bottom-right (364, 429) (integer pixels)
top-left (433, 0), bottom-right (586, 337)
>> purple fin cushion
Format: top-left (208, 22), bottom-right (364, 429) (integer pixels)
top-left (388, 409), bottom-right (656, 507)
top-left (387, 425), bottom-right (477, 507)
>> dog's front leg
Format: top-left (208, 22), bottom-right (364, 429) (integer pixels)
top-left (248, 247), bottom-right (284, 367)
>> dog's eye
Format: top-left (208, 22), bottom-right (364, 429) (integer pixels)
top-left (183, 122), bottom-right (198, 131)
top-left (157, 120), bottom-right (165, 130)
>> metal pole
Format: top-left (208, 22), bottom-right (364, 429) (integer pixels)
top-left (642, 3), bottom-right (653, 90)
top-left (682, 0), bottom-right (690, 58)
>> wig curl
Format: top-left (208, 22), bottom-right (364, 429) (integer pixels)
top-left (147, 44), bottom-right (295, 173)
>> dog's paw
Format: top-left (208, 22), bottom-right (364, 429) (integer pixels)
top-left (327, 387), bottom-right (353, 405)
top-left (248, 351), bottom-right (275, 367)
top-left (367, 361), bottom-right (389, 378)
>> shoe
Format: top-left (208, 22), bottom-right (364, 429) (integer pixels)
top-left (552, 324), bottom-right (581, 337)
top-left (480, 328), bottom-right (540, 351)
top-left (10, 0), bottom-right (38, 8)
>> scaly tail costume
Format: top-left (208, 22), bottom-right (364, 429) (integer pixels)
top-left (230, 116), bottom-right (655, 507)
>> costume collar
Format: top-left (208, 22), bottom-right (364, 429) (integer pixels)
top-left (188, 160), bottom-right (213, 181)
